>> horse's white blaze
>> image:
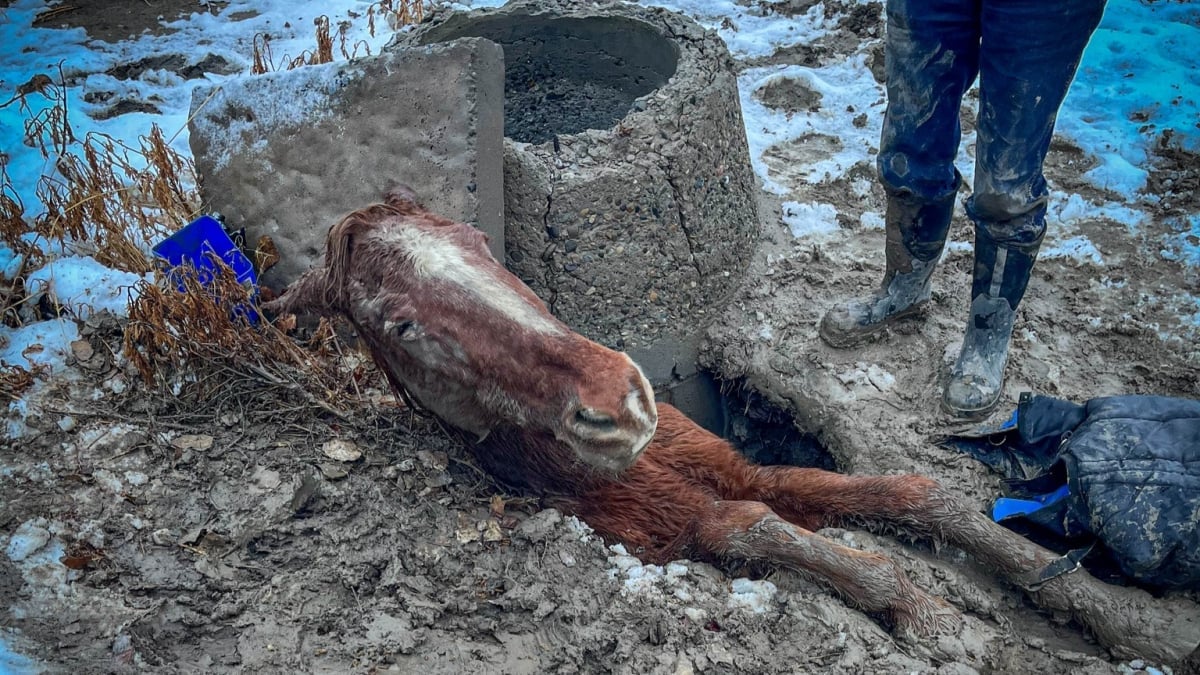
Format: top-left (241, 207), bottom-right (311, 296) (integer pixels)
top-left (624, 359), bottom-right (656, 428)
top-left (623, 358), bottom-right (657, 458)
top-left (382, 227), bottom-right (564, 336)
top-left (624, 389), bottom-right (652, 428)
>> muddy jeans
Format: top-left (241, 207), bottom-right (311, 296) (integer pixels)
top-left (877, 0), bottom-right (1107, 252)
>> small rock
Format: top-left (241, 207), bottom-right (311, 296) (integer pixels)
top-left (93, 468), bottom-right (124, 494)
top-left (866, 364), bottom-right (895, 391)
top-left (513, 509), bottom-right (563, 544)
top-left (251, 466), bottom-right (281, 491)
top-left (151, 528), bottom-right (175, 546)
top-left (456, 523), bottom-right (481, 544)
top-left (482, 519), bottom-right (504, 543)
top-left (415, 450), bottom-right (447, 471)
top-left (321, 439), bottom-right (361, 462)
top-left (70, 339), bottom-right (94, 362)
top-left (171, 434), bottom-right (214, 452)
top-left (319, 463), bottom-right (348, 480)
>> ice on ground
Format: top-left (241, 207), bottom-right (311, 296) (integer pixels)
top-left (943, 240), bottom-right (975, 258)
top-left (3, 517), bottom-right (78, 599)
top-left (859, 211), bottom-right (885, 231)
top-left (5, 519), bottom-right (51, 563)
top-left (2, 318), bottom-right (82, 440)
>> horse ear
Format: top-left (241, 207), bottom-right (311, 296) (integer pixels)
top-left (261, 266), bottom-right (330, 318)
top-left (383, 184), bottom-right (423, 214)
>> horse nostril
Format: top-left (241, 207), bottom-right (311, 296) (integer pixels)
top-left (574, 408), bottom-right (617, 431)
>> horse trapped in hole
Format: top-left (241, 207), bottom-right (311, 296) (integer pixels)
top-left (263, 188), bottom-right (1199, 663)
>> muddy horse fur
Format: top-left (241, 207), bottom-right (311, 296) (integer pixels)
top-left (265, 189), bottom-right (1200, 664)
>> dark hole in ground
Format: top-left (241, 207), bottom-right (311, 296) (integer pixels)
top-left (718, 379), bottom-right (836, 471)
top-left (671, 372), bottom-right (835, 470)
top-left (419, 15), bottom-right (679, 144)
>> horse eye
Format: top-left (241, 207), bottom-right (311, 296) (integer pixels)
top-left (385, 319), bottom-right (420, 341)
top-left (575, 408), bottom-right (616, 430)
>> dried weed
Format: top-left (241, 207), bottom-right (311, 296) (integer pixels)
top-left (367, 0), bottom-right (427, 36)
top-left (1, 361), bottom-right (46, 402)
top-left (0, 69), bottom-right (199, 276)
top-left (122, 262), bottom-right (373, 422)
top-left (250, 2), bottom-right (429, 74)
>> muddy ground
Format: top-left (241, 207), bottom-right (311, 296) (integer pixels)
top-left (4, 1), bottom-right (1200, 674)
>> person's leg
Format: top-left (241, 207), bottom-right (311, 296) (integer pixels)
top-left (821, 0), bottom-right (981, 348)
top-left (944, 0), bottom-right (1107, 417)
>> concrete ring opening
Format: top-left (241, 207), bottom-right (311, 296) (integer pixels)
top-left (404, 0), bottom-right (760, 434)
top-left (416, 15), bottom-right (680, 144)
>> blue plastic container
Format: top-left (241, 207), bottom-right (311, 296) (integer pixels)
top-left (152, 215), bottom-right (260, 324)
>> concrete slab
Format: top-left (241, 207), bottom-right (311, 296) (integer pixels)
top-left (187, 38), bottom-right (505, 289)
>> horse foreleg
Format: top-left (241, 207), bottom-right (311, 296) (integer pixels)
top-left (912, 483), bottom-right (1200, 665)
top-left (752, 467), bottom-right (1200, 664)
top-left (692, 499), bottom-right (961, 641)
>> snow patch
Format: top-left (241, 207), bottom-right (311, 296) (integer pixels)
top-left (0, 319), bottom-right (80, 375)
top-left (0, 630), bottom-right (40, 675)
top-left (783, 201), bottom-right (839, 238)
top-left (1058, 0), bottom-right (1200, 198)
top-left (1041, 236), bottom-right (1105, 265)
top-left (645, 0), bottom-right (837, 58)
top-left (728, 577), bottom-right (777, 614)
top-left (859, 211), bottom-right (885, 231)
top-left (1049, 191), bottom-right (1147, 232)
top-left (739, 54), bottom-right (885, 193)
top-left (190, 62), bottom-right (355, 172)
top-left (5, 519), bottom-right (51, 563)
top-left (1160, 214), bottom-right (1200, 268)
top-left (25, 256), bottom-right (148, 320)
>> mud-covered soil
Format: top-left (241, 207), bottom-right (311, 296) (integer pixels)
top-left (4, 0), bottom-right (1199, 674)
top-left (2, 322), bottom-right (1129, 675)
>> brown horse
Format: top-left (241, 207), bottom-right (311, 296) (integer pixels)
top-left (265, 189), bottom-right (1198, 662)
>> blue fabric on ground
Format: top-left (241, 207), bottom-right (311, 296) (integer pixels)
top-left (943, 393), bottom-right (1200, 590)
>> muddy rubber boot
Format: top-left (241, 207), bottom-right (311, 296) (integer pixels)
top-left (943, 228), bottom-right (1040, 419)
top-left (819, 193), bottom-right (954, 349)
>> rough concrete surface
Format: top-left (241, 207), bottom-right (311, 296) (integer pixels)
top-left (188, 38), bottom-right (506, 289)
top-left (405, 0), bottom-right (761, 354)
